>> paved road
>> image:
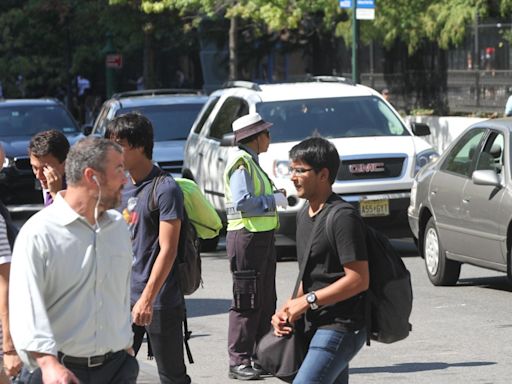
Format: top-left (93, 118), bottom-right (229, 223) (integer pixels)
top-left (135, 238), bottom-right (512, 384)
top-left (12, 213), bottom-right (512, 383)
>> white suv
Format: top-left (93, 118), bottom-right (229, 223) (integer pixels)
top-left (183, 78), bottom-right (437, 249)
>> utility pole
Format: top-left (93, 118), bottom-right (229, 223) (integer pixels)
top-left (104, 33), bottom-right (115, 99)
top-left (352, 0), bottom-right (360, 83)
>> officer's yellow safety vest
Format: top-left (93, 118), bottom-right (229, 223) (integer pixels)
top-left (224, 150), bottom-right (279, 232)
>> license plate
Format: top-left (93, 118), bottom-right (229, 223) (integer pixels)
top-left (359, 199), bottom-right (389, 217)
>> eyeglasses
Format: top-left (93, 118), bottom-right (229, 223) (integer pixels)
top-left (288, 167), bottom-right (313, 176)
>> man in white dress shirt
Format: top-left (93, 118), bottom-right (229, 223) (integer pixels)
top-left (9, 137), bottom-right (138, 384)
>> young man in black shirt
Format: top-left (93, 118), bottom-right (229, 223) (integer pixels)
top-left (271, 137), bottom-right (369, 384)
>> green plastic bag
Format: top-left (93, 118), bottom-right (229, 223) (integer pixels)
top-left (175, 178), bottom-right (223, 240)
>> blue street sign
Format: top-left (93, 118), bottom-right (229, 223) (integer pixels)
top-left (339, 0), bottom-right (375, 9)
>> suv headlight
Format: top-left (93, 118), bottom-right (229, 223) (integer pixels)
top-left (274, 160), bottom-right (290, 178)
top-left (414, 149), bottom-right (438, 175)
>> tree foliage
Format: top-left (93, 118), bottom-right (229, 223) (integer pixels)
top-left (113, 0), bottom-right (511, 55)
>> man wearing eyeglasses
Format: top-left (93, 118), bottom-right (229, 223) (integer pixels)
top-left (272, 137), bottom-right (369, 384)
top-left (224, 112), bottom-right (288, 380)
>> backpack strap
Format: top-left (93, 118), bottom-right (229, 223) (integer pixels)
top-left (292, 203), bottom-right (320, 299)
top-left (324, 202), bottom-right (372, 346)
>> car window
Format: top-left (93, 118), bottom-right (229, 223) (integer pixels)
top-left (256, 96), bottom-right (408, 143)
top-left (194, 97), bottom-right (220, 134)
top-left (441, 128), bottom-right (486, 177)
top-left (118, 103), bottom-right (204, 141)
top-left (475, 131), bottom-right (504, 174)
top-left (209, 97), bottom-right (249, 140)
top-left (92, 101), bottom-right (115, 136)
top-left (0, 105), bottom-right (78, 136)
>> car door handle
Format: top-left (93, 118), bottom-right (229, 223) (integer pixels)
top-left (430, 190), bottom-right (437, 196)
top-left (462, 198), bottom-right (470, 204)
top-left (218, 158), bottom-right (224, 162)
top-left (198, 152), bottom-right (203, 157)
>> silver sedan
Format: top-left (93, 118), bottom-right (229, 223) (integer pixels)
top-left (408, 118), bottom-right (510, 286)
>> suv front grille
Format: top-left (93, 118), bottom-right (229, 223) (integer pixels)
top-left (337, 157), bottom-right (405, 181)
top-left (14, 156), bottom-right (31, 171)
top-left (157, 160), bottom-right (183, 175)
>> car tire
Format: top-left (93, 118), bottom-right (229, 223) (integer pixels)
top-left (200, 236), bottom-right (219, 252)
top-left (423, 217), bottom-right (461, 286)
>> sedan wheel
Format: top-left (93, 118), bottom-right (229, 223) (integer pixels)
top-left (423, 217), bottom-right (461, 286)
top-left (424, 227), bottom-right (440, 276)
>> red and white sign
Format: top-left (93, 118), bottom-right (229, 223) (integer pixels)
top-left (106, 54), bottom-right (123, 69)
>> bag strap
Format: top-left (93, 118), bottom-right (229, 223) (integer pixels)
top-left (324, 202), bottom-right (372, 346)
top-left (291, 203), bottom-right (323, 299)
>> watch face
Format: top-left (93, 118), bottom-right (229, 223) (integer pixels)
top-left (307, 293), bottom-right (316, 303)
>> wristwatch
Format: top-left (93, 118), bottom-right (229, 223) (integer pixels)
top-left (306, 292), bottom-right (318, 310)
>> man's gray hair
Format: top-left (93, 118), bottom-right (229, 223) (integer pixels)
top-left (65, 137), bottom-right (122, 185)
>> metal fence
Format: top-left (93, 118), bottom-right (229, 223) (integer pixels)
top-left (361, 70), bottom-right (512, 115)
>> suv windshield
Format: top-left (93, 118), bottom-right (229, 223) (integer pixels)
top-left (257, 96), bottom-right (408, 144)
top-left (119, 104), bottom-right (204, 141)
top-left (0, 105), bottom-right (78, 136)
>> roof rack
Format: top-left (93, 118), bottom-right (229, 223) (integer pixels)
top-left (112, 88), bottom-right (203, 99)
top-left (307, 75), bottom-right (356, 86)
top-left (222, 81), bottom-right (262, 92)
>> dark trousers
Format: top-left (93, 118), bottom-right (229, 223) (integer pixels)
top-left (19, 350), bottom-right (138, 384)
top-left (227, 228), bottom-right (277, 367)
top-left (133, 306), bottom-right (191, 384)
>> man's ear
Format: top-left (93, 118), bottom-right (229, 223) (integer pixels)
top-left (319, 167), bottom-right (330, 182)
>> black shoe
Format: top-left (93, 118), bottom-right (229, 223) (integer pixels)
top-left (253, 363), bottom-right (271, 376)
top-left (228, 364), bottom-right (261, 380)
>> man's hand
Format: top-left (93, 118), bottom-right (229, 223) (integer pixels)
top-left (37, 355), bottom-right (79, 384)
top-left (271, 308), bottom-right (293, 337)
top-left (282, 296), bottom-right (309, 323)
top-left (43, 165), bottom-right (63, 196)
top-left (132, 297), bottom-right (153, 326)
top-left (3, 350), bottom-right (22, 377)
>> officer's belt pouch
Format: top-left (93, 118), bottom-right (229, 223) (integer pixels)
top-left (233, 270), bottom-right (258, 311)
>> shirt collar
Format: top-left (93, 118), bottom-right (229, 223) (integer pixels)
top-left (238, 145), bottom-right (259, 164)
top-left (53, 191), bottom-right (113, 228)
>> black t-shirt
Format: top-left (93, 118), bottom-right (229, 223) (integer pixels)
top-left (121, 165), bottom-right (185, 309)
top-left (296, 194), bottom-right (368, 332)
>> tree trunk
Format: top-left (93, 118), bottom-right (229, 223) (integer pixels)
top-left (229, 16), bottom-right (238, 80)
top-left (143, 22), bottom-right (156, 89)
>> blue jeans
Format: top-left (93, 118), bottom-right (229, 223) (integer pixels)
top-left (293, 327), bottom-right (366, 384)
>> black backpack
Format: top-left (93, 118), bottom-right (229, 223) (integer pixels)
top-left (325, 201), bottom-right (413, 344)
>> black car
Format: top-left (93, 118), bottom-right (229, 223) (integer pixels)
top-left (0, 99), bottom-right (83, 206)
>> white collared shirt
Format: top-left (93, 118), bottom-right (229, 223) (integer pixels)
top-left (9, 192), bottom-right (133, 370)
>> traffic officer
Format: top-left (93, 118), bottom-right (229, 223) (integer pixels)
top-left (224, 113), bottom-right (288, 380)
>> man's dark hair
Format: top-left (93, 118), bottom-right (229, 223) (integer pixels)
top-left (289, 137), bottom-right (340, 184)
top-left (104, 112), bottom-right (153, 159)
top-left (28, 130), bottom-right (70, 163)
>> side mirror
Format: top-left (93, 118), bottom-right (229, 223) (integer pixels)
top-left (221, 133), bottom-right (236, 147)
top-left (411, 122), bottom-right (431, 136)
top-left (472, 170), bottom-right (501, 187)
top-left (82, 124), bottom-right (93, 136)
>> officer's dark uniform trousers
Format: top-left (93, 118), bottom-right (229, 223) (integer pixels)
top-left (227, 227), bottom-right (277, 367)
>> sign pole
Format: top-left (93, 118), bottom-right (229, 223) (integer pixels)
top-left (352, 0), bottom-right (359, 83)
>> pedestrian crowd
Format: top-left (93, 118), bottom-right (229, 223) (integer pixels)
top-left (0, 111), bottom-right (371, 384)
